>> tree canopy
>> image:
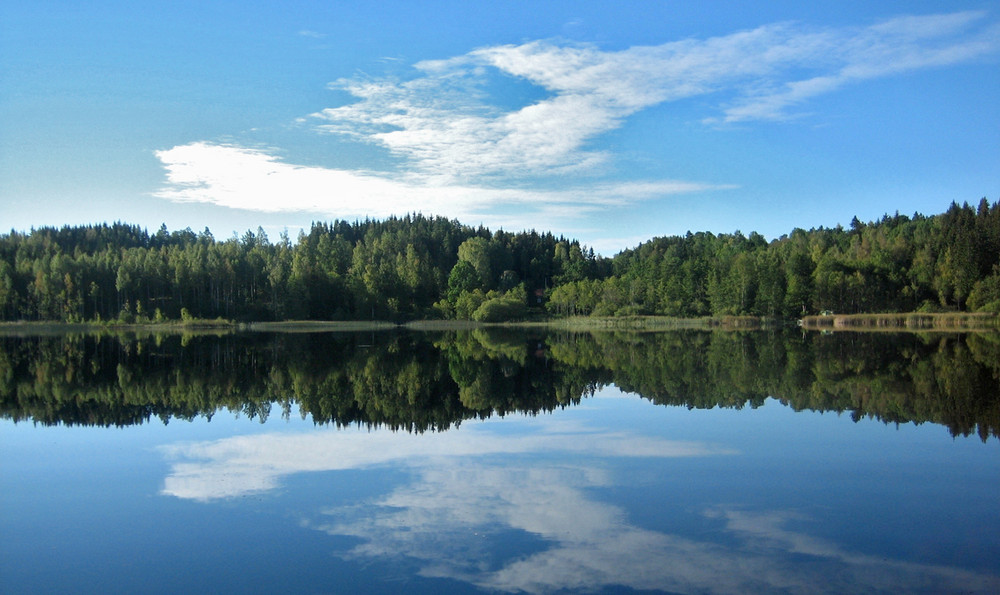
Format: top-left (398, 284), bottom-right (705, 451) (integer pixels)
top-left (1, 199), bottom-right (998, 323)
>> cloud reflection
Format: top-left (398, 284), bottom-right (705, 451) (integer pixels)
top-left (160, 417), bottom-right (731, 501)
top-left (315, 463), bottom-right (999, 594)
top-left (160, 413), bottom-right (998, 594)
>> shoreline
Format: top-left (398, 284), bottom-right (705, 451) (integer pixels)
top-left (799, 312), bottom-right (1000, 331)
top-left (1, 312), bottom-right (997, 335)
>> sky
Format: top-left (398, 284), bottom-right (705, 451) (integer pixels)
top-left (2, 1), bottom-right (998, 256)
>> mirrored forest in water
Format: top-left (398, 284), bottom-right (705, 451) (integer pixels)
top-left (1, 329), bottom-right (998, 441)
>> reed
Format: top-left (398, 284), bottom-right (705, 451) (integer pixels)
top-left (800, 312), bottom-right (1000, 331)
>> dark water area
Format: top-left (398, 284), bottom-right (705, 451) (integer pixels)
top-left (1, 329), bottom-right (998, 593)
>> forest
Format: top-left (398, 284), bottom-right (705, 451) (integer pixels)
top-left (1, 198), bottom-right (998, 323)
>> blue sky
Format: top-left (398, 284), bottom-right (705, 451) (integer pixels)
top-left (2, 1), bottom-right (998, 255)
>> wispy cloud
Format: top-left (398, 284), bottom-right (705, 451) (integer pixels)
top-left (154, 142), bottom-right (726, 234)
top-left (312, 10), bottom-right (999, 177)
top-left (155, 11), bottom-right (998, 238)
top-left (714, 11), bottom-right (1000, 123)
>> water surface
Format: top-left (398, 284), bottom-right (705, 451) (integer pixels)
top-left (1, 329), bottom-right (998, 593)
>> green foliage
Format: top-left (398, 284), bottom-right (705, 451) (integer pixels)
top-left (457, 237), bottom-right (494, 290)
top-left (472, 286), bottom-right (528, 322)
top-left (454, 289), bottom-right (487, 320)
top-left (431, 299), bottom-right (454, 319)
top-left (917, 300), bottom-right (945, 313)
top-left (1, 200), bottom-right (997, 322)
top-left (447, 260), bottom-right (481, 302)
top-left (968, 268), bottom-right (1000, 312)
top-left (605, 200), bottom-right (999, 317)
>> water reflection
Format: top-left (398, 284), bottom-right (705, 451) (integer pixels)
top-left (159, 407), bottom-right (999, 594)
top-left (4, 330), bottom-right (999, 594)
top-left (160, 417), bottom-right (732, 501)
top-left (2, 329), bottom-right (998, 440)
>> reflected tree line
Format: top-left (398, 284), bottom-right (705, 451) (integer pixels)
top-left (1, 330), bottom-right (998, 440)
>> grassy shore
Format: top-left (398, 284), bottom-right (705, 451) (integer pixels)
top-left (4, 312), bottom-right (998, 335)
top-left (0, 319), bottom-right (237, 336)
top-left (241, 320), bottom-right (398, 332)
top-left (799, 312), bottom-right (1000, 331)
top-left (523, 315), bottom-right (782, 331)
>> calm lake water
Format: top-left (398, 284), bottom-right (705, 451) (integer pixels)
top-left (1, 329), bottom-right (998, 594)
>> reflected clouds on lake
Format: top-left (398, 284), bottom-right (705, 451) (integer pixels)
top-left (159, 416), bottom-right (733, 501)
top-left (314, 463), bottom-right (999, 594)
top-left (160, 413), bottom-right (1000, 594)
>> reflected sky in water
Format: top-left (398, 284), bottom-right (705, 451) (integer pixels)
top-left (160, 411), bottom-right (735, 501)
top-left (3, 383), bottom-right (999, 594)
top-left (148, 389), bottom-right (1000, 593)
top-left (3, 329), bottom-right (999, 594)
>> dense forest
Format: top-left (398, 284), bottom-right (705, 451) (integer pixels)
top-left (1, 199), bottom-right (998, 323)
top-left (2, 329), bottom-right (998, 440)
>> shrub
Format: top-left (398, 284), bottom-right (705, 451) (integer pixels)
top-left (968, 272), bottom-right (1000, 312)
top-left (614, 305), bottom-right (643, 317)
top-left (454, 289), bottom-right (487, 320)
top-left (472, 296), bottom-right (527, 322)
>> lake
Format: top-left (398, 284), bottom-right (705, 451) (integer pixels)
top-left (1, 329), bottom-right (998, 594)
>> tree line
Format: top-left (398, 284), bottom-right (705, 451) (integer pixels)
top-left (1, 199), bottom-right (998, 322)
top-left (550, 198), bottom-right (1000, 317)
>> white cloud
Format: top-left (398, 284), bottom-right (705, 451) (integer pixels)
top-left (154, 11), bottom-right (998, 239)
top-left (584, 233), bottom-right (660, 258)
top-left (153, 142), bottom-right (726, 235)
top-left (715, 12), bottom-right (1000, 123)
top-left (312, 10), bottom-right (998, 178)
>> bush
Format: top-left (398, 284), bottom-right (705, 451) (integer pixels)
top-left (968, 272), bottom-right (1000, 312)
top-left (472, 296), bottom-right (527, 322)
top-left (614, 305), bottom-right (643, 317)
top-left (591, 302), bottom-right (617, 316)
top-left (917, 300), bottom-right (945, 313)
top-left (430, 299), bottom-right (453, 319)
top-left (977, 300), bottom-right (1000, 314)
top-left (453, 289), bottom-right (487, 320)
